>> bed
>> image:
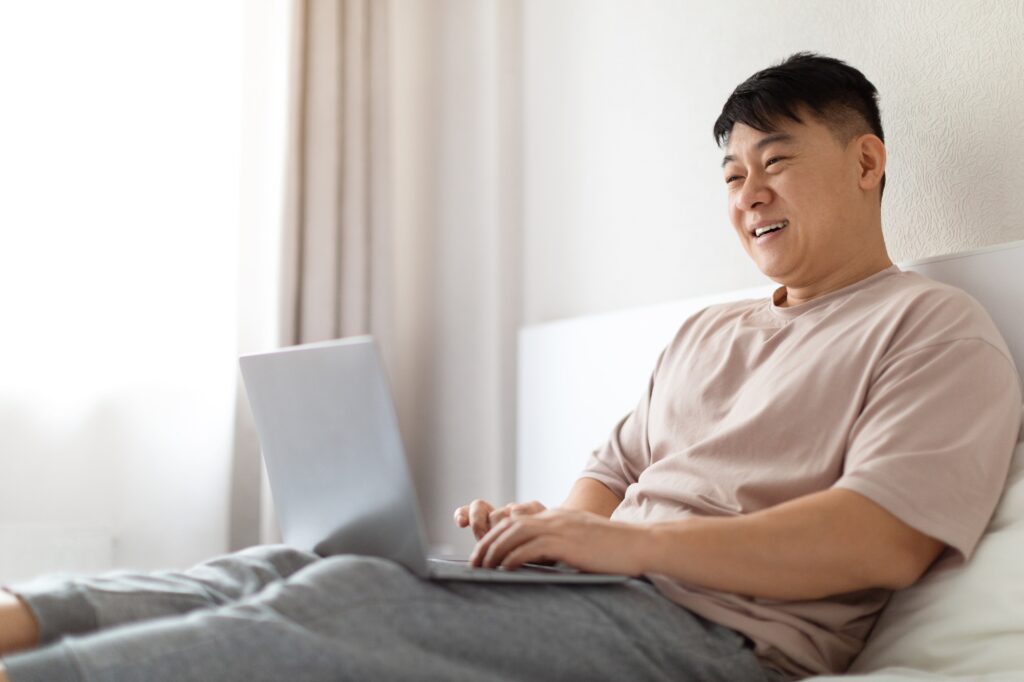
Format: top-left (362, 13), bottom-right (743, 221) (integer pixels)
top-left (517, 240), bottom-right (1024, 681)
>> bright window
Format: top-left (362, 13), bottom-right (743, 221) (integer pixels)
top-left (0, 0), bottom-right (255, 578)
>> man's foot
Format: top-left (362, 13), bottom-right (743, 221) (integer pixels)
top-left (0, 590), bottom-right (39, 655)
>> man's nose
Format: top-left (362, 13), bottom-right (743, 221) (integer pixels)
top-left (735, 173), bottom-right (772, 212)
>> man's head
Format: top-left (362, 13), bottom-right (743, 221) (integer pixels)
top-left (715, 53), bottom-right (891, 305)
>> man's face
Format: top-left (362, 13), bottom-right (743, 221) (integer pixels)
top-left (721, 112), bottom-right (866, 288)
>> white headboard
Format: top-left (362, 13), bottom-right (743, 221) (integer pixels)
top-left (516, 240), bottom-right (1024, 506)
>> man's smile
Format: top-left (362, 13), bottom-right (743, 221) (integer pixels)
top-left (751, 219), bottom-right (789, 241)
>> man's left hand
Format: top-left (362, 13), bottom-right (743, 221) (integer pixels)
top-left (468, 508), bottom-right (646, 576)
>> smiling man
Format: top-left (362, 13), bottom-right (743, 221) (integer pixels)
top-left (721, 107), bottom-right (891, 305)
top-left (1, 53), bottom-right (1021, 682)
top-left (461, 53), bottom-right (1021, 678)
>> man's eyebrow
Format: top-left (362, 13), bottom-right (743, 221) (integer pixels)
top-left (721, 132), bottom-right (795, 168)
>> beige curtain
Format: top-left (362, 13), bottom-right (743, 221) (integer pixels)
top-left (229, 0), bottom-right (521, 555)
top-left (228, 0), bottom-right (392, 549)
top-left (280, 0), bottom-right (391, 345)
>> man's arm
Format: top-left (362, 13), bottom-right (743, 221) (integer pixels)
top-left (559, 477), bottom-right (622, 518)
top-left (472, 486), bottom-right (946, 597)
top-left (640, 487), bottom-right (946, 600)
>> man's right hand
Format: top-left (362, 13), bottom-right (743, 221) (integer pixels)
top-left (453, 499), bottom-right (547, 540)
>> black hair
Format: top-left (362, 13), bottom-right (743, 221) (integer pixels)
top-left (713, 52), bottom-right (886, 198)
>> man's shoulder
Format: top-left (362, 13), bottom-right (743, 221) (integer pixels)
top-left (884, 269), bottom-right (975, 306)
top-left (872, 270), bottom-right (1012, 362)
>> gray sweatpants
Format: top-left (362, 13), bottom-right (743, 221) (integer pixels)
top-left (2, 545), bottom-right (785, 681)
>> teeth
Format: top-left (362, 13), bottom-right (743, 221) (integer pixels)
top-left (754, 221), bottom-right (787, 237)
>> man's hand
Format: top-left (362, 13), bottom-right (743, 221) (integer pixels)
top-left (468, 507), bottom-right (645, 576)
top-left (453, 499), bottom-right (546, 541)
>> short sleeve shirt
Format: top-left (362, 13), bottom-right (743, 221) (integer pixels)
top-left (580, 266), bottom-right (1023, 680)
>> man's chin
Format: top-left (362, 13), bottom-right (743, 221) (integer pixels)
top-left (752, 258), bottom-right (794, 283)
top-left (741, 242), bottom-right (799, 283)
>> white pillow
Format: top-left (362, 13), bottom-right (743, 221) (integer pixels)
top-left (844, 438), bottom-right (1024, 676)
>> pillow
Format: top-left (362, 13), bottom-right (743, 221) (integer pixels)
top-left (844, 437), bottom-right (1024, 676)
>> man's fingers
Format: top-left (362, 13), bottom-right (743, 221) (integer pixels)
top-left (500, 536), bottom-right (557, 571)
top-left (481, 518), bottom-right (545, 568)
top-left (488, 507), bottom-right (512, 527)
top-left (468, 499), bottom-right (494, 540)
top-left (490, 500), bottom-right (541, 527)
top-left (509, 500), bottom-right (546, 516)
top-left (469, 516), bottom-right (510, 566)
top-left (457, 500), bottom-right (546, 537)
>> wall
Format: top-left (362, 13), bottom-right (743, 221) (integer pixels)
top-left (522, 0), bottom-right (1024, 325)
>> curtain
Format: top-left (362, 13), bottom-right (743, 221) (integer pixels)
top-left (229, 0), bottom-right (521, 556)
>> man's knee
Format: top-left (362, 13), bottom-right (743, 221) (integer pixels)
top-left (189, 544), bottom-right (320, 589)
top-left (287, 554), bottom-right (416, 595)
top-left (230, 544), bottom-right (319, 569)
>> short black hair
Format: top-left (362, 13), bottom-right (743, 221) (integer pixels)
top-left (714, 52), bottom-right (886, 198)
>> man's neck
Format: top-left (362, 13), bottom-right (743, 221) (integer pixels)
top-left (777, 256), bottom-right (894, 308)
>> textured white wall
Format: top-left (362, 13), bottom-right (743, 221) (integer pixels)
top-left (522, 0), bottom-right (1024, 324)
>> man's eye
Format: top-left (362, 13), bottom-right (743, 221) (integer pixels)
top-left (765, 157), bottom-right (785, 168)
top-left (725, 175), bottom-right (741, 184)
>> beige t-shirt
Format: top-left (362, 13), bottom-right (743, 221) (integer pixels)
top-left (580, 265), bottom-right (1023, 680)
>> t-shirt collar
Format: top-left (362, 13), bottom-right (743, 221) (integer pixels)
top-left (769, 264), bottom-right (902, 320)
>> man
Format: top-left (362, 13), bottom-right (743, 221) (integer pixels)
top-left (458, 53), bottom-right (1021, 677)
top-left (1, 53), bottom-right (1020, 681)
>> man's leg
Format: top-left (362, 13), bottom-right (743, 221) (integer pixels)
top-left (0, 544), bottom-right (317, 657)
top-left (2, 554), bottom-right (782, 682)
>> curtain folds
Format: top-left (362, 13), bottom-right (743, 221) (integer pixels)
top-left (281, 0), bottom-right (385, 345)
top-left (229, 0), bottom-right (519, 556)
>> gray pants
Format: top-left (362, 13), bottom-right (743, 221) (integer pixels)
top-left (2, 545), bottom-right (784, 681)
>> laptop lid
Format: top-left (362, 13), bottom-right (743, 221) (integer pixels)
top-left (238, 336), bottom-right (432, 577)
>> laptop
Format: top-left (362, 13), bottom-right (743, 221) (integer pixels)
top-left (238, 336), bottom-right (630, 584)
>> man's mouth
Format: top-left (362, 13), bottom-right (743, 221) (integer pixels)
top-left (753, 220), bottom-right (788, 239)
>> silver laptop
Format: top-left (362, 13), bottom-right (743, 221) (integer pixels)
top-left (238, 336), bottom-right (629, 584)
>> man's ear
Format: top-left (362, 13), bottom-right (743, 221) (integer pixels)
top-left (855, 134), bottom-right (886, 193)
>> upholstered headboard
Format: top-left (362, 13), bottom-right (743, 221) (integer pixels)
top-left (516, 240), bottom-right (1024, 505)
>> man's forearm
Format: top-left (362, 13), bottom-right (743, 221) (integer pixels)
top-left (636, 488), bottom-right (938, 601)
top-left (559, 477), bottom-right (622, 518)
